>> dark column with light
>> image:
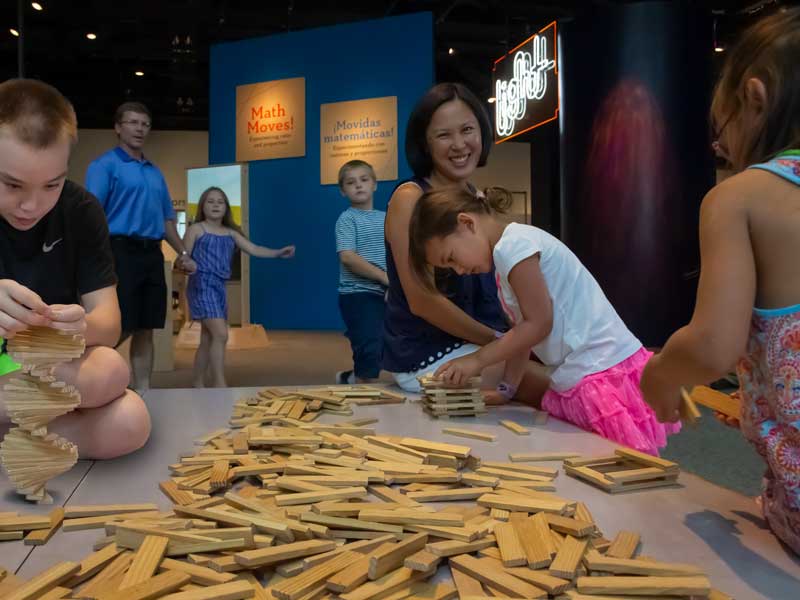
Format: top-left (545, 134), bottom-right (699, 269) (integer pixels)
top-left (559, 1), bottom-right (715, 346)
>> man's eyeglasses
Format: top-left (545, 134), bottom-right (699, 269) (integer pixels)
top-left (120, 120), bottom-right (151, 129)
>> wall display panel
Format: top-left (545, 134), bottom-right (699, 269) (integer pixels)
top-left (210, 13), bottom-right (434, 330)
top-left (320, 96), bottom-right (398, 185)
top-left (236, 77), bottom-right (306, 162)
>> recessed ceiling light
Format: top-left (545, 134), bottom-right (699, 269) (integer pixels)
top-left (448, 47), bottom-right (455, 55)
top-left (10, 28), bottom-right (19, 37)
top-left (134, 71), bottom-right (144, 77)
top-left (714, 46), bottom-right (724, 53)
top-left (31, 2), bottom-right (43, 10)
top-left (86, 32), bottom-right (97, 40)
top-left (487, 97), bottom-right (496, 104)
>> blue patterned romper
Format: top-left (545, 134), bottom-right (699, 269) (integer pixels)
top-left (187, 224), bottom-right (236, 320)
top-left (738, 151), bottom-right (800, 554)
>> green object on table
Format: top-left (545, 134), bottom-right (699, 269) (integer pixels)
top-left (0, 336), bottom-right (21, 376)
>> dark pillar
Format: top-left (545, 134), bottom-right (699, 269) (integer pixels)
top-left (559, 1), bottom-right (715, 346)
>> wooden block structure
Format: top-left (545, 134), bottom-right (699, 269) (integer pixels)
top-left (417, 375), bottom-right (486, 418)
top-left (564, 448), bottom-right (680, 493)
top-left (0, 384), bottom-right (733, 600)
top-left (0, 326), bottom-right (85, 503)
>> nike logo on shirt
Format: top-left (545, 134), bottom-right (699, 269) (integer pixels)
top-left (42, 238), bottom-right (63, 253)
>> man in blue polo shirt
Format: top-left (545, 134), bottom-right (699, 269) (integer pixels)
top-left (86, 101), bottom-right (196, 394)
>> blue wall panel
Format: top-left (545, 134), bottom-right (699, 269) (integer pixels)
top-left (209, 13), bottom-right (434, 330)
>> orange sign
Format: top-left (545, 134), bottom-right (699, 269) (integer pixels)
top-left (236, 77), bottom-right (305, 161)
top-left (320, 96), bottom-right (398, 185)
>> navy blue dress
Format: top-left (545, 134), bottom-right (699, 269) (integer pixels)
top-left (382, 178), bottom-right (508, 374)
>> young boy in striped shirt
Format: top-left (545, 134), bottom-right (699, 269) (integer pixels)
top-left (335, 160), bottom-right (387, 384)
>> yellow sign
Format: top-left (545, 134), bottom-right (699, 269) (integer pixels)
top-left (320, 96), bottom-right (397, 185)
top-left (236, 77), bottom-right (305, 162)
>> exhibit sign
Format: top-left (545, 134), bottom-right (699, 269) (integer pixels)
top-left (236, 77), bottom-right (305, 161)
top-left (320, 96), bottom-right (397, 185)
top-left (493, 21), bottom-right (559, 142)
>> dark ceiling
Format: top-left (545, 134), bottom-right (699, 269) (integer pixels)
top-left (0, 0), bottom-right (787, 130)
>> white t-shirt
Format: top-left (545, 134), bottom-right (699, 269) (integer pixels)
top-left (493, 222), bottom-right (641, 391)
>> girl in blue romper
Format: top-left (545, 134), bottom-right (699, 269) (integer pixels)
top-left (184, 186), bottom-right (295, 387)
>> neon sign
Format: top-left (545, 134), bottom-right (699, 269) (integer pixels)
top-left (493, 21), bottom-right (559, 142)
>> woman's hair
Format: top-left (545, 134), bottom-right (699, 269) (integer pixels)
top-left (711, 6), bottom-right (800, 170)
top-left (195, 186), bottom-right (243, 234)
top-left (405, 83), bottom-right (493, 178)
top-left (408, 186), bottom-right (512, 291)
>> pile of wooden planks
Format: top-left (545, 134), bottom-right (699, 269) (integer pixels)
top-left (0, 386), bottom-right (730, 599)
top-left (417, 375), bottom-right (486, 418)
top-left (0, 326), bottom-right (85, 503)
top-left (563, 449), bottom-right (681, 494)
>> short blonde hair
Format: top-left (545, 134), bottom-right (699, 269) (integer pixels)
top-left (338, 160), bottom-right (376, 188)
top-left (0, 79), bottom-right (78, 148)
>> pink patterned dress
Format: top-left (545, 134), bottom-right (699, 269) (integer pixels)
top-left (738, 307), bottom-right (800, 554)
top-left (737, 152), bottom-right (800, 554)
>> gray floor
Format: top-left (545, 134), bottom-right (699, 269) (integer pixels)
top-left (147, 331), bottom-right (764, 498)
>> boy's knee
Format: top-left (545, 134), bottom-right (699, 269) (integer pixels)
top-left (102, 391), bottom-right (151, 459)
top-left (92, 346), bottom-right (131, 398)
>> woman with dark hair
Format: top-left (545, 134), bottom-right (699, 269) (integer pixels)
top-left (384, 82), bottom-right (549, 401)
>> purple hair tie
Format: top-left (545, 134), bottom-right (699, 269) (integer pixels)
top-left (496, 381), bottom-right (517, 401)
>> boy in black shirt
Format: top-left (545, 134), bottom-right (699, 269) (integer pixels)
top-left (0, 79), bottom-right (151, 459)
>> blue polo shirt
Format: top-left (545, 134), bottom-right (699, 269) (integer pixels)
top-left (85, 147), bottom-right (176, 240)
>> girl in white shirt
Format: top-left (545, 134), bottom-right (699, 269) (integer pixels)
top-left (409, 186), bottom-right (680, 455)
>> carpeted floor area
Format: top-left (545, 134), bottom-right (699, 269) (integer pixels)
top-left (147, 330), bottom-right (763, 498)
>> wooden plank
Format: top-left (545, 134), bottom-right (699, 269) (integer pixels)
top-left (690, 385), bottom-right (741, 419)
top-left (613, 448), bottom-right (678, 472)
top-left (583, 551), bottom-right (705, 576)
top-left (501, 568), bottom-right (569, 595)
top-left (339, 566), bottom-right (432, 600)
top-left (369, 533), bottom-right (429, 579)
top-left (398, 437), bottom-right (471, 459)
top-left (576, 576), bottom-right (711, 596)
top-left (72, 551), bottom-right (133, 596)
top-left (494, 522), bottom-right (527, 567)
top-left (275, 486), bottom-right (368, 506)
top-left (499, 420), bottom-right (529, 435)
top-left (63, 503), bottom-right (159, 518)
top-left (549, 535), bottom-right (588, 579)
top-left (403, 550), bottom-right (440, 572)
top-left (441, 428), bottom-right (496, 442)
top-left (0, 514), bottom-right (52, 531)
top-left (449, 555), bottom-right (546, 599)
top-left (119, 535), bottom-right (170, 589)
top-left (450, 568), bottom-right (484, 600)
top-left (680, 388), bottom-right (702, 426)
top-left (326, 545), bottom-right (390, 593)
top-left (476, 493), bottom-right (567, 514)
top-left (23, 507), bottom-right (64, 545)
top-left (159, 557), bottom-right (237, 585)
top-left (4, 562), bottom-right (79, 600)
top-left (93, 569), bottom-right (191, 599)
top-left (479, 462), bottom-right (558, 478)
top-left (605, 467), bottom-right (669, 484)
top-left (544, 514), bottom-right (595, 537)
top-left (508, 452), bottom-right (580, 462)
top-left (425, 536), bottom-right (496, 557)
top-left (160, 580), bottom-right (255, 599)
top-left (513, 515), bottom-right (552, 568)
top-left (272, 551), bottom-right (359, 600)
top-left (405, 487), bottom-right (494, 502)
top-left (235, 539), bottom-right (338, 568)
top-left (606, 531), bottom-right (641, 559)
top-left (300, 512), bottom-right (403, 534)
top-left (358, 509), bottom-right (464, 527)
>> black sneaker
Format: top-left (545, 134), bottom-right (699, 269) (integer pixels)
top-left (335, 370), bottom-right (355, 385)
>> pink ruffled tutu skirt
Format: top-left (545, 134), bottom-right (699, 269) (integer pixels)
top-left (542, 348), bottom-right (680, 455)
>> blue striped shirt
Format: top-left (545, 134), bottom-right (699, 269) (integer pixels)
top-left (335, 207), bottom-right (386, 295)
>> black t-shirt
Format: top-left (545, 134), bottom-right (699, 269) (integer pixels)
top-left (0, 180), bottom-right (116, 305)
